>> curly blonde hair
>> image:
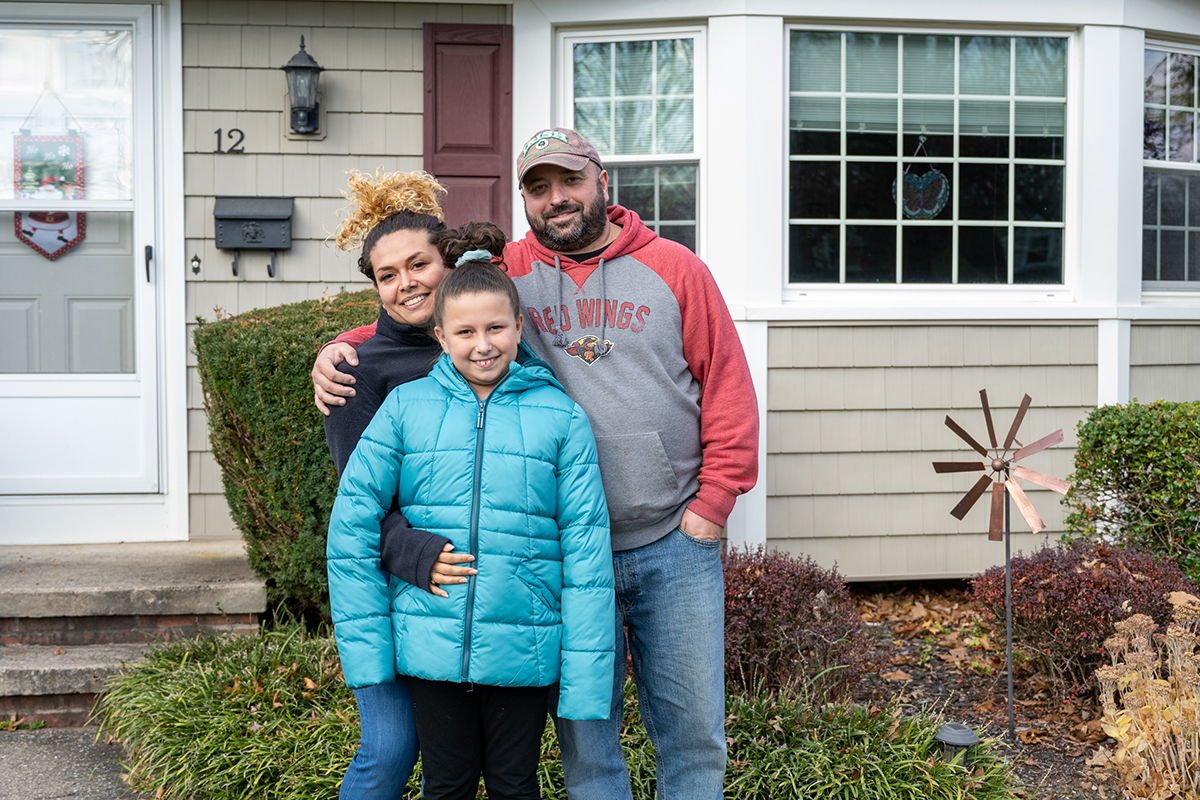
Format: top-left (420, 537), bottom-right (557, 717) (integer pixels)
top-left (330, 168), bottom-right (448, 280)
top-left (334, 168), bottom-right (446, 251)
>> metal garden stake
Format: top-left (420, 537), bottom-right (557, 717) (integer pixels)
top-left (933, 390), bottom-right (1071, 742)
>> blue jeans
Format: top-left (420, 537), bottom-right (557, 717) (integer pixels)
top-left (340, 679), bottom-right (420, 800)
top-left (554, 527), bottom-right (726, 800)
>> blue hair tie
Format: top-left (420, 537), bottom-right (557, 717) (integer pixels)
top-left (455, 249), bottom-right (493, 267)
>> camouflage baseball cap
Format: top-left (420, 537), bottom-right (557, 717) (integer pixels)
top-left (517, 128), bottom-right (604, 183)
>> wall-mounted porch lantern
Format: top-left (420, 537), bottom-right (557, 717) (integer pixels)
top-left (280, 36), bottom-right (324, 135)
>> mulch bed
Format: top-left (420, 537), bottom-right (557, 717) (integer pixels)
top-left (849, 581), bottom-right (1123, 799)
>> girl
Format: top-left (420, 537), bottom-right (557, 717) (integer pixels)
top-left (328, 223), bottom-right (616, 800)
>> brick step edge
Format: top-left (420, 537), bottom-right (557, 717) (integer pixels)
top-left (0, 612), bottom-right (260, 647)
top-left (1, 692), bottom-right (102, 728)
top-left (0, 643), bottom-right (149, 697)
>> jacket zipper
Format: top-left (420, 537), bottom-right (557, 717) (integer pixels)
top-left (460, 374), bottom-right (511, 683)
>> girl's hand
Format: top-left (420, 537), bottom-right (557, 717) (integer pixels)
top-left (430, 543), bottom-right (476, 598)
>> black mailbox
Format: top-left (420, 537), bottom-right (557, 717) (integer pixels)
top-left (214, 196), bottom-right (293, 277)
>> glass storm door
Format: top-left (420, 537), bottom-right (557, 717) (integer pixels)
top-left (0, 7), bottom-right (159, 502)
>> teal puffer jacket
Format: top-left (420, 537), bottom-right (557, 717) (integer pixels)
top-left (327, 348), bottom-right (616, 720)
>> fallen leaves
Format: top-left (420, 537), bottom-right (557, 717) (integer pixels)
top-left (882, 670), bottom-right (913, 682)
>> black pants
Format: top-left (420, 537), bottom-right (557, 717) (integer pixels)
top-left (408, 678), bottom-right (550, 800)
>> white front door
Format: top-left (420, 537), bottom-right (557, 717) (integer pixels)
top-left (0, 4), bottom-right (175, 543)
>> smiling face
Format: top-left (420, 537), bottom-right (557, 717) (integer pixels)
top-left (520, 162), bottom-right (610, 254)
top-left (434, 290), bottom-right (523, 399)
top-left (370, 229), bottom-right (449, 327)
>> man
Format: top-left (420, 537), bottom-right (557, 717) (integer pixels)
top-left (313, 128), bottom-right (759, 799)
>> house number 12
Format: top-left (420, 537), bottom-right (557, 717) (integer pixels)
top-left (214, 128), bottom-right (245, 153)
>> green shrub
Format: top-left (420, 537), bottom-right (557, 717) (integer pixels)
top-left (99, 627), bottom-right (1020, 800)
top-left (723, 546), bottom-right (889, 699)
top-left (1063, 400), bottom-right (1200, 580)
top-left (969, 541), bottom-right (1195, 699)
top-left (193, 289), bottom-right (379, 619)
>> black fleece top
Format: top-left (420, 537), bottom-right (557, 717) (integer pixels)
top-left (323, 307), bottom-right (448, 591)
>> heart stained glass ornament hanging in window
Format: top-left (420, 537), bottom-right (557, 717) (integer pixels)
top-left (891, 135), bottom-right (950, 220)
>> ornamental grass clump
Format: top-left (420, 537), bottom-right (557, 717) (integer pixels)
top-left (970, 541), bottom-right (1194, 700)
top-left (722, 545), bottom-right (889, 699)
top-left (99, 625), bottom-right (1018, 800)
top-left (1094, 598), bottom-right (1200, 798)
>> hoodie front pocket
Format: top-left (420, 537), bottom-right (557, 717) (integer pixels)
top-left (594, 431), bottom-right (678, 526)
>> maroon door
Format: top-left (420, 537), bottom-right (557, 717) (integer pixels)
top-left (423, 23), bottom-right (513, 237)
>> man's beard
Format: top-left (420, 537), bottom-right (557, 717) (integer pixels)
top-left (526, 187), bottom-right (608, 252)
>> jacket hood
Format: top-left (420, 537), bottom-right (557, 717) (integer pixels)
top-left (428, 341), bottom-right (564, 399)
top-left (516, 205), bottom-right (657, 267)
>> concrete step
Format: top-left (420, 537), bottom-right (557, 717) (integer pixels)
top-left (0, 538), bottom-right (266, 727)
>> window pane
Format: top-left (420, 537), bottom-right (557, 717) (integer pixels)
top-left (656, 98), bottom-right (693, 153)
top-left (0, 29), bottom-right (133, 202)
top-left (574, 43), bottom-right (611, 99)
top-left (959, 163), bottom-right (1008, 221)
top-left (657, 39), bottom-right (694, 95)
top-left (1189, 174), bottom-right (1200, 227)
top-left (1171, 53), bottom-right (1196, 107)
top-left (960, 37), bottom-right (1010, 95)
top-left (1144, 229), bottom-right (1158, 280)
top-left (659, 165), bottom-right (697, 221)
top-left (615, 41), bottom-right (651, 96)
top-left (1144, 171), bottom-right (1159, 225)
top-left (1161, 230), bottom-right (1186, 280)
top-left (614, 100), bottom-right (652, 154)
top-left (1013, 228), bottom-right (1062, 283)
top-left (660, 225), bottom-right (695, 251)
top-left (790, 225), bottom-right (840, 282)
top-left (845, 225), bottom-right (896, 282)
top-left (1146, 49), bottom-right (1169, 105)
top-left (791, 161), bottom-right (840, 218)
top-left (903, 35), bottom-right (954, 94)
top-left (1170, 111), bottom-right (1195, 163)
top-left (574, 101), bottom-right (611, 154)
top-left (1014, 101), bottom-right (1065, 159)
top-left (786, 30), bottom-right (1066, 286)
top-left (614, 166), bottom-right (654, 219)
top-left (1190, 232), bottom-right (1200, 281)
top-left (901, 226), bottom-right (952, 283)
top-left (1015, 37), bottom-right (1067, 97)
top-left (847, 161), bottom-right (897, 219)
top-left (1014, 165), bottom-right (1063, 222)
top-left (846, 33), bottom-right (897, 93)
top-left (609, 165), bottom-right (698, 253)
top-left (1146, 107), bottom-right (1167, 160)
top-left (573, 37), bottom-right (694, 159)
top-left (846, 98), bottom-right (896, 155)
top-left (1161, 173), bottom-right (1186, 226)
top-left (958, 227), bottom-right (1008, 283)
top-left (791, 31), bottom-right (841, 92)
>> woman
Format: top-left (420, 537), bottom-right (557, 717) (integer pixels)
top-left (324, 168), bottom-right (473, 800)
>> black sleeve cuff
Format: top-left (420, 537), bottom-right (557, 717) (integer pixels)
top-left (378, 508), bottom-right (450, 593)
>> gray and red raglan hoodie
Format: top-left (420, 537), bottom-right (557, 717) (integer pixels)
top-left (332, 205), bottom-right (759, 552)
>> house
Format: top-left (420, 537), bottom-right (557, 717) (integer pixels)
top-left (2, 0), bottom-right (1198, 582)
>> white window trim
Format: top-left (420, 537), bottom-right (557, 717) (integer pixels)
top-left (1142, 37), bottom-right (1200, 293)
top-left (556, 25), bottom-right (706, 257)
top-left (780, 22), bottom-right (1077, 307)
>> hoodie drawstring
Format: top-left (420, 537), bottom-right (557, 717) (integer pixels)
top-left (551, 254), bottom-right (612, 358)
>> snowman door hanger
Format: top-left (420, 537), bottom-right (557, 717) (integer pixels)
top-left (14, 134), bottom-right (86, 261)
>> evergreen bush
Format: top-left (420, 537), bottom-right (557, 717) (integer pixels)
top-left (1063, 400), bottom-right (1200, 580)
top-left (193, 289), bottom-right (379, 618)
top-left (969, 541), bottom-right (1195, 699)
top-left (723, 546), bottom-right (888, 698)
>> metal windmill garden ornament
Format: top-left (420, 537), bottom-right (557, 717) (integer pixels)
top-left (933, 390), bottom-right (1071, 741)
